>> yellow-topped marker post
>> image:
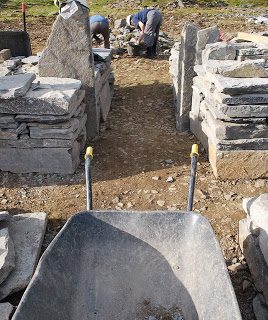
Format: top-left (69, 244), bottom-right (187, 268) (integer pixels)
top-left (85, 146), bottom-right (93, 210)
top-left (187, 144), bottom-right (199, 211)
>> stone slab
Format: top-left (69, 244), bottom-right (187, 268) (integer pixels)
top-left (0, 74), bottom-right (35, 99)
top-left (204, 107), bottom-right (268, 140)
top-left (0, 81), bottom-right (83, 116)
top-left (239, 219), bottom-right (268, 305)
top-left (0, 213), bottom-right (47, 300)
top-left (0, 302), bottom-right (14, 320)
top-left (202, 42), bottom-right (236, 64)
top-left (189, 112), bottom-right (208, 150)
top-left (208, 144), bottom-right (268, 179)
top-left (0, 129), bottom-right (17, 140)
top-left (21, 56), bottom-right (39, 65)
top-left (207, 73), bottom-right (268, 95)
top-left (253, 294), bottom-right (268, 320)
top-left (39, 3), bottom-right (97, 139)
top-left (0, 67), bottom-right (11, 77)
top-left (99, 81), bottom-right (112, 122)
top-left (176, 22), bottom-right (200, 132)
top-left (196, 26), bottom-right (220, 65)
top-left (0, 212), bottom-right (10, 222)
top-left (0, 228), bottom-right (15, 285)
top-left (93, 48), bottom-right (112, 62)
top-left (0, 116), bottom-right (16, 124)
top-left (0, 143), bottom-right (81, 174)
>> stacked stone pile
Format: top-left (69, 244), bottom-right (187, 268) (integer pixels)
top-left (0, 211), bottom-right (47, 314)
top-left (189, 41), bottom-right (268, 179)
top-left (239, 194), bottom-right (268, 319)
top-left (0, 73), bottom-right (87, 174)
top-left (107, 19), bottom-right (174, 54)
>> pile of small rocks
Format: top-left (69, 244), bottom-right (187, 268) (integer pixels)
top-left (0, 211), bottom-right (47, 317)
top-left (109, 18), bottom-right (175, 55)
top-left (239, 193), bottom-right (268, 319)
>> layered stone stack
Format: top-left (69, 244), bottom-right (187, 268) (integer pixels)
top-left (190, 42), bottom-right (268, 179)
top-left (0, 73), bottom-right (86, 174)
top-left (239, 194), bottom-right (268, 319)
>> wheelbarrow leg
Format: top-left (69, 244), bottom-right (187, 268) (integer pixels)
top-left (85, 147), bottom-right (93, 210)
top-left (187, 144), bottom-right (199, 212)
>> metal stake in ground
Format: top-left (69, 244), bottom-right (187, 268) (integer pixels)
top-left (22, 3), bottom-right (26, 32)
top-left (187, 144), bottom-right (199, 211)
top-left (85, 147), bottom-right (93, 210)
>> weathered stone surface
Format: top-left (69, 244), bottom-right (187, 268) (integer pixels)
top-left (0, 212), bottom-right (9, 222)
top-left (0, 129), bottom-right (17, 140)
top-left (189, 111), bottom-right (208, 149)
top-left (0, 116), bottom-right (16, 124)
top-left (207, 73), bottom-right (268, 95)
top-left (202, 42), bottom-right (236, 63)
top-left (0, 142), bottom-right (81, 174)
top-left (39, 3), bottom-right (96, 139)
top-left (203, 59), bottom-right (267, 77)
top-left (196, 26), bottom-right (220, 64)
top-left (93, 48), bottom-right (112, 63)
top-left (0, 80), bottom-right (83, 116)
top-left (239, 219), bottom-right (268, 305)
top-left (253, 294), bottom-right (268, 320)
top-left (99, 81), bottom-right (112, 122)
top-left (0, 228), bottom-right (15, 285)
top-left (0, 67), bottom-right (11, 77)
top-left (217, 103), bottom-right (268, 118)
top-left (208, 144), bottom-right (268, 179)
top-left (0, 212), bottom-right (47, 300)
top-left (0, 49), bottom-right (11, 63)
top-left (0, 302), bottom-right (14, 320)
top-left (176, 22), bottom-right (200, 132)
top-left (203, 108), bottom-right (268, 140)
top-left (21, 56), bottom-right (39, 65)
top-left (239, 48), bottom-right (268, 56)
top-left (0, 74), bottom-right (35, 99)
top-left (243, 194), bottom-right (268, 227)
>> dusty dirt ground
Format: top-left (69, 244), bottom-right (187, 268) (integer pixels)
top-left (0, 8), bottom-right (268, 319)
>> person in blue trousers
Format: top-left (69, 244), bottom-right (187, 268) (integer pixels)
top-left (90, 14), bottom-right (110, 49)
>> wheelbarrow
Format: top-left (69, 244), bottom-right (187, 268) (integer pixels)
top-left (13, 145), bottom-right (242, 320)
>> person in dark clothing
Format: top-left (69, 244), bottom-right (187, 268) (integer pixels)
top-left (90, 14), bottom-right (110, 49)
top-left (126, 9), bottom-right (162, 57)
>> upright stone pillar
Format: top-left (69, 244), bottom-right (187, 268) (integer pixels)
top-left (39, 3), bottom-right (98, 139)
top-left (176, 22), bottom-right (200, 132)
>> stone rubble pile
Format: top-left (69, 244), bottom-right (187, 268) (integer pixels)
top-left (190, 41), bottom-right (268, 179)
top-left (170, 25), bottom-right (268, 179)
top-left (239, 194), bottom-right (268, 319)
top-left (0, 73), bottom-right (87, 174)
top-left (0, 211), bottom-right (47, 313)
top-left (108, 19), bottom-right (174, 55)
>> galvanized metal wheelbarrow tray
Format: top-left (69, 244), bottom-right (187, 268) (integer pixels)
top-left (13, 146), bottom-right (242, 320)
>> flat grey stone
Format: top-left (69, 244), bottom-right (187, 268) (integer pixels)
top-left (16, 123), bottom-right (27, 135)
top-left (203, 107), bottom-right (268, 140)
top-left (29, 114), bottom-right (86, 139)
top-left (196, 26), bottom-right (220, 64)
top-left (217, 103), bottom-right (268, 118)
top-left (176, 22), bottom-right (200, 132)
top-left (0, 115), bottom-right (16, 124)
top-left (207, 73), bottom-right (268, 94)
top-left (93, 48), bottom-right (112, 62)
top-left (0, 212), bottom-right (47, 300)
top-left (0, 74), bottom-right (35, 99)
top-left (0, 302), bottom-right (14, 320)
top-left (202, 42), bottom-right (236, 63)
top-left (0, 142), bottom-right (81, 174)
top-left (239, 48), bottom-right (268, 56)
top-left (0, 212), bottom-right (10, 222)
top-left (0, 79), bottom-right (83, 116)
top-left (114, 18), bottom-right (126, 29)
top-left (99, 81), bottom-right (112, 122)
top-left (243, 194), bottom-right (268, 228)
top-left (39, 3), bottom-right (97, 139)
top-left (253, 294), bottom-right (268, 320)
top-left (0, 228), bottom-right (15, 285)
top-left (0, 129), bottom-right (17, 140)
top-left (239, 218), bottom-right (268, 306)
top-left (21, 56), bottom-right (39, 65)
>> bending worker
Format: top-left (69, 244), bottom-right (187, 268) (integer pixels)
top-left (126, 9), bottom-right (162, 58)
top-left (90, 14), bottom-right (110, 49)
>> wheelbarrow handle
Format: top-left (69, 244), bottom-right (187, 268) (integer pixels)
top-left (85, 147), bottom-right (93, 211)
top-left (187, 144), bottom-right (199, 212)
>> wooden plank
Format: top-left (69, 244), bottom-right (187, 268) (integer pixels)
top-left (237, 32), bottom-right (268, 46)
